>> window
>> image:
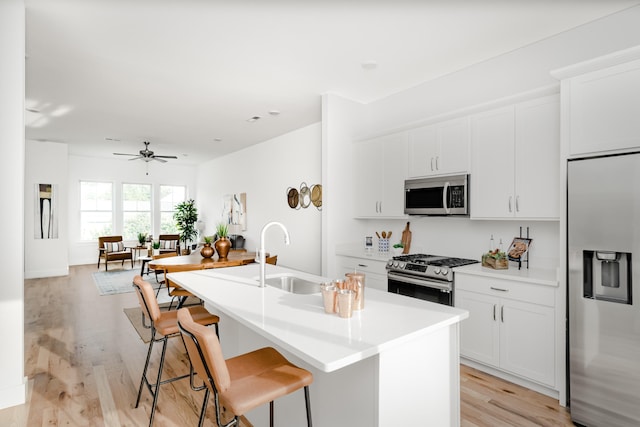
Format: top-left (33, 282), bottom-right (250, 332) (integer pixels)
top-left (160, 185), bottom-right (186, 234)
top-left (122, 183), bottom-right (152, 240)
top-left (80, 181), bottom-right (113, 240)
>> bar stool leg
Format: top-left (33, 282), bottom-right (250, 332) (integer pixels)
top-left (135, 333), bottom-right (156, 408)
top-left (304, 386), bottom-right (313, 427)
top-left (148, 337), bottom-right (169, 427)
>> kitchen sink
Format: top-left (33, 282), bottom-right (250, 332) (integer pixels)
top-left (263, 274), bottom-right (320, 294)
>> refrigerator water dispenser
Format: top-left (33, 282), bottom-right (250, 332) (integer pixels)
top-left (583, 250), bottom-right (632, 304)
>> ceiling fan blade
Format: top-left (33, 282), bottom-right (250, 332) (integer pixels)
top-left (128, 156), bottom-right (144, 161)
top-left (153, 155), bottom-right (178, 159)
top-left (151, 157), bottom-right (168, 163)
top-left (113, 152), bottom-right (137, 156)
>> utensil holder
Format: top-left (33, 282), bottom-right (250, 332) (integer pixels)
top-left (378, 238), bottom-right (390, 253)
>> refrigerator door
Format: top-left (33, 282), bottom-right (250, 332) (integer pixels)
top-left (568, 152), bottom-right (640, 427)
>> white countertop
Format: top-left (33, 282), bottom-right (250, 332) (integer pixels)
top-left (453, 263), bottom-right (559, 287)
top-left (168, 263), bottom-right (468, 373)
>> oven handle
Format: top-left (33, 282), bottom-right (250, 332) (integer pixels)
top-left (388, 271), bottom-right (452, 292)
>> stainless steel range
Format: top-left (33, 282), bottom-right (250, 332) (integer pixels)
top-left (386, 254), bottom-right (478, 306)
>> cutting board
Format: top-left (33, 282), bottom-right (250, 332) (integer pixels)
top-left (401, 222), bottom-right (411, 254)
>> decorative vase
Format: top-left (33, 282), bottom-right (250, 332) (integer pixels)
top-left (200, 243), bottom-right (214, 259)
top-left (215, 237), bottom-right (231, 260)
top-left (153, 249), bottom-right (160, 256)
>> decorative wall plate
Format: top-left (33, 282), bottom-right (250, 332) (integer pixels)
top-left (311, 184), bottom-right (322, 210)
top-left (287, 187), bottom-right (300, 209)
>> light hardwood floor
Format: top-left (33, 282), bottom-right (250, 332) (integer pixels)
top-left (0, 264), bottom-right (574, 426)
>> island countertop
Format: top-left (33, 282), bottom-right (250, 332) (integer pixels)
top-left (168, 263), bottom-right (469, 373)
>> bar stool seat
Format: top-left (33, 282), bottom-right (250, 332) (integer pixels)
top-left (132, 275), bottom-right (219, 427)
top-left (178, 308), bottom-right (313, 427)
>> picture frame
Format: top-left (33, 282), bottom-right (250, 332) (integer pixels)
top-left (507, 237), bottom-right (532, 262)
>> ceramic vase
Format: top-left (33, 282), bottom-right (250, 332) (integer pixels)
top-left (200, 243), bottom-right (214, 258)
top-left (215, 237), bottom-right (231, 260)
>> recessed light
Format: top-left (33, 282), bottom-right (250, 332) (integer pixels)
top-left (268, 110), bottom-right (280, 116)
top-left (213, 138), bottom-right (222, 142)
top-left (246, 116), bottom-right (261, 123)
top-left (105, 137), bottom-right (121, 142)
top-left (361, 60), bottom-right (378, 70)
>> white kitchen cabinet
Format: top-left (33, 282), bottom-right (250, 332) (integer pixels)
top-left (408, 117), bottom-right (470, 178)
top-left (470, 94), bottom-right (559, 219)
top-left (353, 132), bottom-right (408, 218)
top-left (455, 274), bottom-right (556, 388)
top-left (565, 58), bottom-right (640, 156)
top-left (337, 255), bottom-right (388, 292)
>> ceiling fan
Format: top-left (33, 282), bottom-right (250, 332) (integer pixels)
top-left (113, 141), bottom-right (178, 163)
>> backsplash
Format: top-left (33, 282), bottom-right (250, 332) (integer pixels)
top-left (354, 217), bottom-right (560, 270)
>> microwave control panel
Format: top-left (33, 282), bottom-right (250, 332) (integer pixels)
top-left (449, 185), bottom-right (465, 208)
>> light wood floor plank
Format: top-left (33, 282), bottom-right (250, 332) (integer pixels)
top-left (0, 264), bottom-right (573, 426)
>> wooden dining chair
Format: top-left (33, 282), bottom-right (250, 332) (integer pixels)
top-left (132, 275), bottom-right (219, 427)
top-left (162, 263), bottom-right (205, 310)
top-left (177, 308), bottom-right (313, 427)
top-left (265, 255), bottom-right (278, 265)
top-left (152, 252), bottom-right (178, 290)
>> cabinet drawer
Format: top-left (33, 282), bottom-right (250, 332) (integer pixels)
top-left (456, 274), bottom-right (554, 307)
top-left (340, 257), bottom-right (388, 276)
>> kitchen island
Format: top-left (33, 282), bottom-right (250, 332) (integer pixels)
top-left (168, 263), bottom-right (469, 427)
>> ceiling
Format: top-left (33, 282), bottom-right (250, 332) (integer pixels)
top-left (24, 0), bottom-right (640, 165)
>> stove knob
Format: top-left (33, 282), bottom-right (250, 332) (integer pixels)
top-left (393, 261), bottom-right (400, 268)
top-left (441, 268), bottom-right (449, 276)
top-left (433, 267), bottom-right (441, 274)
top-left (398, 262), bottom-right (406, 268)
top-left (387, 260), bottom-right (393, 267)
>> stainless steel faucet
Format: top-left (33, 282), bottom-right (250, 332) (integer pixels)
top-left (259, 221), bottom-right (290, 287)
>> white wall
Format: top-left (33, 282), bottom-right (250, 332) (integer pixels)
top-left (196, 123), bottom-right (322, 275)
top-left (67, 155), bottom-right (197, 266)
top-left (25, 141), bottom-right (69, 278)
top-left (0, 0), bottom-right (26, 410)
top-left (321, 94), bottom-right (370, 278)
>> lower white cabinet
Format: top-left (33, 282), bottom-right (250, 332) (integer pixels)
top-left (455, 274), bottom-right (556, 388)
top-left (337, 255), bottom-right (388, 292)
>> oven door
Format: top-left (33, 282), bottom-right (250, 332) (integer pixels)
top-left (387, 271), bottom-right (453, 306)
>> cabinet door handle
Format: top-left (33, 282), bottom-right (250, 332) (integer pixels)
top-left (493, 304), bottom-right (496, 321)
top-left (490, 287), bottom-right (508, 292)
top-left (378, 201), bottom-right (382, 213)
top-left (515, 195), bottom-right (520, 212)
top-left (508, 196), bottom-right (513, 213)
top-left (376, 201), bottom-right (379, 213)
top-left (430, 157), bottom-right (434, 171)
top-left (501, 305), bottom-right (504, 323)
top-left (435, 156), bottom-right (439, 171)
top-left (357, 264), bottom-right (368, 268)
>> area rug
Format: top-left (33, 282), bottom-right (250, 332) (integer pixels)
top-left (92, 269), bottom-right (141, 296)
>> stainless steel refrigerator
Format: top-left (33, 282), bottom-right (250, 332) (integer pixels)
top-left (568, 152), bottom-right (640, 426)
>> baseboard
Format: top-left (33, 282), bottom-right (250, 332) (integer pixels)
top-left (461, 358), bottom-right (559, 401)
top-left (0, 376), bottom-right (27, 410)
top-left (24, 267), bottom-right (69, 279)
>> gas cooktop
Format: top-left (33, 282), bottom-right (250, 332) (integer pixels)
top-left (386, 253), bottom-right (479, 281)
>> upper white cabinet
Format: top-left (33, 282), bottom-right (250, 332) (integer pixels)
top-left (470, 94), bottom-right (560, 219)
top-left (353, 132), bottom-right (408, 218)
top-left (408, 117), bottom-right (470, 178)
top-left (565, 58), bottom-right (640, 156)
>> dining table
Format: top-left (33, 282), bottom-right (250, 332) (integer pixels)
top-left (148, 249), bottom-right (257, 270)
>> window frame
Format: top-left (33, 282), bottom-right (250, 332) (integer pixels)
top-left (79, 180), bottom-right (114, 241)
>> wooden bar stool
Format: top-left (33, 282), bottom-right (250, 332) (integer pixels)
top-left (132, 275), bottom-right (220, 427)
top-left (177, 308), bottom-right (313, 427)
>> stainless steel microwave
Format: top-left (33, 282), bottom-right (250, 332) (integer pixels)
top-left (404, 174), bottom-right (469, 216)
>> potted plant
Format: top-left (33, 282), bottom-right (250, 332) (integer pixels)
top-left (174, 199), bottom-right (198, 255)
top-left (152, 241), bottom-right (161, 256)
top-left (137, 232), bottom-right (147, 246)
top-left (214, 223), bottom-right (231, 260)
top-left (200, 235), bottom-right (214, 258)
top-left (392, 242), bottom-right (404, 256)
